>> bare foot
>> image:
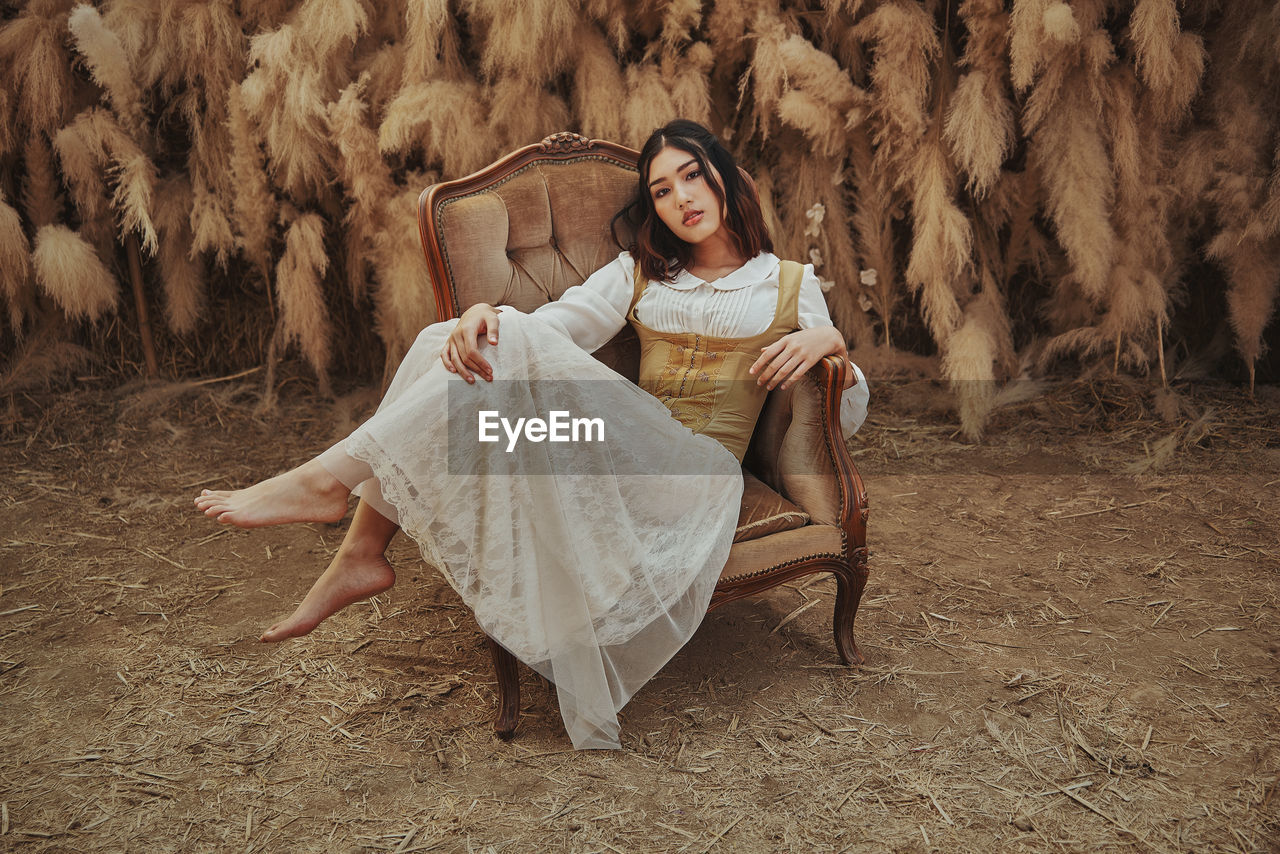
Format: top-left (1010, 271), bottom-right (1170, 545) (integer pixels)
top-left (260, 548), bottom-right (395, 642)
top-left (194, 459), bottom-right (349, 527)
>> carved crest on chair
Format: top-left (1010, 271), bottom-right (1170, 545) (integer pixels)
top-left (539, 132), bottom-right (593, 154)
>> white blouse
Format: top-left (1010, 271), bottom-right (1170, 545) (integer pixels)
top-left (529, 251), bottom-right (870, 439)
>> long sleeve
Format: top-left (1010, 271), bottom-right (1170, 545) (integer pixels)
top-left (796, 264), bottom-right (870, 439)
top-left (527, 252), bottom-right (634, 353)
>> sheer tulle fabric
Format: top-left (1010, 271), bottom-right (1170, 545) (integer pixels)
top-left (326, 310), bottom-right (742, 749)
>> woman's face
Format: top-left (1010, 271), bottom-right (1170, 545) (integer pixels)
top-left (646, 144), bottom-right (726, 245)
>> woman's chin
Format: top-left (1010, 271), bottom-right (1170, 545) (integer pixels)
top-left (672, 221), bottom-right (717, 244)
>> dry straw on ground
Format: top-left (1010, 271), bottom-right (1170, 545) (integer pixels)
top-left (1, 0), bottom-right (1278, 433)
top-left (1, 378), bottom-right (1276, 850)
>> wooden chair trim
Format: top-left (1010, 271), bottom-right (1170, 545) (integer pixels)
top-left (810, 354), bottom-right (869, 553)
top-left (417, 133), bottom-right (641, 321)
top-left (714, 550), bottom-right (844, 588)
top-left (709, 555), bottom-right (865, 666)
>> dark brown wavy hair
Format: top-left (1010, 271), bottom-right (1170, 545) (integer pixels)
top-left (611, 119), bottom-right (772, 283)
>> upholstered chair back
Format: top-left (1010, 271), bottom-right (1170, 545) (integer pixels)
top-left (419, 135), bottom-right (642, 378)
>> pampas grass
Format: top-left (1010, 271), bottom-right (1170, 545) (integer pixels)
top-left (295, 0), bottom-right (370, 60)
top-left (52, 122), bottom-right (107, 224)
top-left (486, 78), bottom-right (572, 153)
top-left (944, 70), bottom-right (1013, 198)
top-left (771, 33), bottom-right (864, 158)
top-left (772, 142), bottom-right (869, 346)
top-left (943, 284), bottom-right (1014, 441)
top-left (241, 25), bottom-right (332, 201)
top-left (0, 87), bottom-right (14, 158)
top-left (623, 62), bottom-right (678, 149)
top-left (372, 181), bottom-right (437, 377)
top-left (0, 0), bottom-right (1272, 404)
top-left (274, 212), bottom-right (333, 384)
top-left (663, 42), bottom-right (715, 128)
top-left (22, 136), bottom-right (60, 230)
top-left (464, 0), bottom-right (577, 86)
top-left (847, 127), bottom-right (899, 348)
top-left (0, 192), bottom-right (33, 334)
top-left (379, 78), bottom-right (493, 179)
top-left (401, 0), bottom-right (462, 86)
top-left (573, 23), bottom-right (627, 141)
top-left (101, 0), bottom-right (156, 87)
top-left (0, 0), bottom-right (76, 136)
top-left (857, 0), bottom-right (938, 160)
top-left (68, 4), bottom-right (144, 135)
top-left (905, 134), bottom-right (971, 342)
top-left (328, 77), bottom-right (395, 301)
top-left (226, 81), bottom-right (276, 285)
top-left (57, 108), bottom-right (159, 255)
top-left (662, 0), bottom-right (703, 48)
top-left (154, 176), bottom-right (205, 335)
top-left (32, 224), bottom-right (120, 322)
top-left (1029, 84), bottom-right (1114, 301)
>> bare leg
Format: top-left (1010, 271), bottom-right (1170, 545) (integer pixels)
top-left (260, 499), bottom-right (399, 642)
top-left (194, 458), bottom-right (350, 528)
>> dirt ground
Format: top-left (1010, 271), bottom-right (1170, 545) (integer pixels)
top-left (1, 369), bottom-right (1278, 852)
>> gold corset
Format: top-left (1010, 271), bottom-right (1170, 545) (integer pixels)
top-left (626, 259), bottom-right (803, 462)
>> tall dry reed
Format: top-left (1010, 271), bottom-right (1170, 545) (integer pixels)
top-left (0, 0), bottom-right (1274, 429)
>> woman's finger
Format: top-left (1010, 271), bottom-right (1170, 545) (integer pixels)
top-left (767, 353), bottom-right (804, 390)
top-left (750, 339), bottom-right (785, 376)
top-left (751, 343), bottom-right (782, 383)
top-left (757, 340), bottom-right (800, 386)
top-left (464, 348), bottom-right (493, 381)
top-left (448, 339), bottom-right (475, 383)
top-left (486, 311), bottom-right (500, 345)
top-left (458, 325), bottom-right (495, 381)
top-left (778, 354), bottom-right (818, 390)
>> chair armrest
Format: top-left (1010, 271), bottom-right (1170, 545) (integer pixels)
top-left (743, 355), bottom-right (868, 552)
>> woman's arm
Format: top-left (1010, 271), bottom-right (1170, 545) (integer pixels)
top-left (528, 252), bottom-right (633, 352)
top-left (440, 253), bottom-right (635, 382)
top-left (750, 263), bottom-right (870, 437)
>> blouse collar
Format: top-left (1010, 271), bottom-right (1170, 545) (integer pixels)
top-left (661, 252), bottom-right (779, 291)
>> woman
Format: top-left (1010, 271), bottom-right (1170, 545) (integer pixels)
top-left (195, 120), bottom-right (869, 749)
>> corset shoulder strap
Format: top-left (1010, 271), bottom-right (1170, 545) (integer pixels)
top-left (629, 255), bottom-right (648, 314)
top-left (774, 259), bottom-right (804, 331)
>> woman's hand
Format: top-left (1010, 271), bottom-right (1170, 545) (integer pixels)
top-left (749, 326), bottom-right (851, 391)
top-left (440, 303), bottom-right (501, 383)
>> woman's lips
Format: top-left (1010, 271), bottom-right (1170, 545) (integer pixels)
top-left (682, 210), bottom-right (703, 226)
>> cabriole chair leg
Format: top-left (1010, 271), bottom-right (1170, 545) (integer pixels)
top-left (486, 635), bottom-right (521, 740)
top-left (832, 558), bottom-right (869, 667)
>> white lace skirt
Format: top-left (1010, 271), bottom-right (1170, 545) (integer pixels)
top-left (323, 309), bottom-right (743, 749)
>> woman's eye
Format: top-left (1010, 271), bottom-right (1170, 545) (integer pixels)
top-left (653, 188), bottom-right (667, 199)
top-left (686, 170), bottom-right (701, 180)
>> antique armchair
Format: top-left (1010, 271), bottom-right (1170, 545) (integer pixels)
top-left (416, 132), bottom-right (870, 740)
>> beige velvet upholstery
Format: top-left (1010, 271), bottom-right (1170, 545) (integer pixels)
top-left (743, 374), bottom-right (840, 526)
top-left (434, 159), bottom-right (642, 380)
top-left (418, 133), bottom-right (870, 741)
top-left (720, 526), bottom-right (843, 581)
top-left (734, 471), bottom-right (809, 543)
